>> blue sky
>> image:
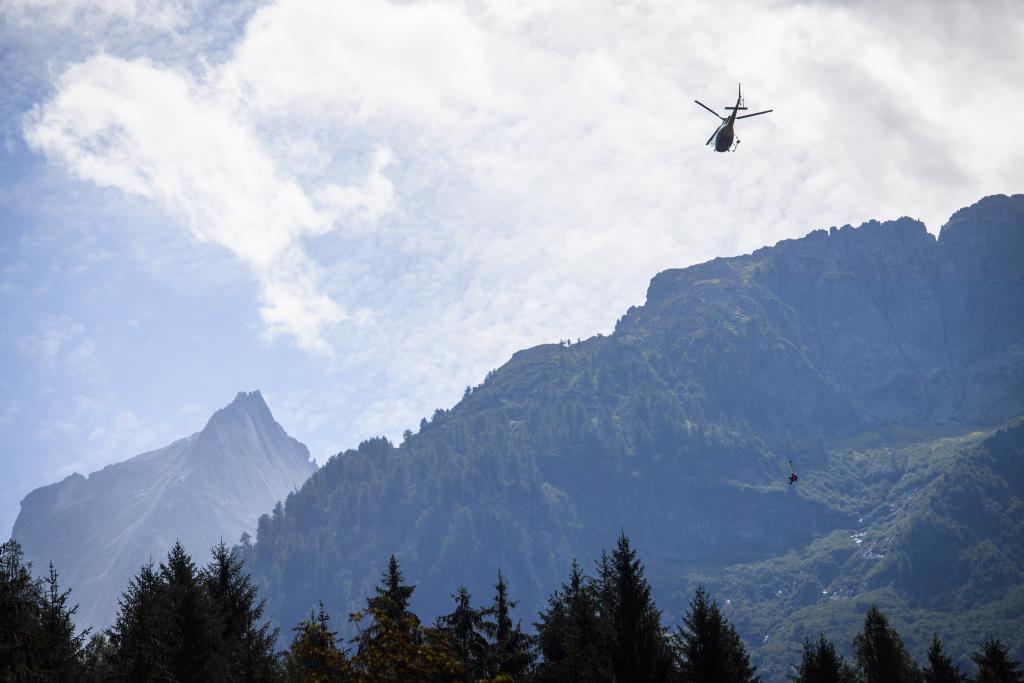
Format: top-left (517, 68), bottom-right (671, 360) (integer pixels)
top-left (2, 0), bottom-right (1023, 535)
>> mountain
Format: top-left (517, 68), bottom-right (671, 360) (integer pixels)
top-left (663, 417), bottom-right (1024, 676)
top-left (12, 390), bottom-right (316, 632)
top-left (244, 194), bottom-right (1024, 676)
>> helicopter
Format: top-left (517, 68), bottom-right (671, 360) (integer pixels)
top-left (695, 84), bottom-right (772, 152)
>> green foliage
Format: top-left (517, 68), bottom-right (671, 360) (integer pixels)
top-left (971, 638), bottom-right (1024, 683)
top-left (284, 603), bottom-right (348, 682)
top-left (7, 531), bottom-right (1024, 683)
top-left (0, 540), bottom-right (88, 681)
top-left (437, 586), bottom-right (490, 682)
top-left (38, 562), bottom-right (89, 679)
top-left (534, 560), bottom-right (612, 682)
top-left (791, 635), bottom-right (857, 683)
top-left (923, 634), bottom-right (965, 683)
top-left (365, 555), bottom-right (418, 641)
top-left (851, 606), bottom-right (922, 683)
top-left (674, 585), bottom-right (758, 683)
top-left (603, 534), bottom-right (676, 682)
top-left (108, 540), bottom-right (279, 681)
top-left (206, 541), bottom-right (279, 681)
top-left (484, 571), bottom-right (534, 679)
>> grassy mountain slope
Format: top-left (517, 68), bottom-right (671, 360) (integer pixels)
top-left (655, 418), bottom-right (1024, 679)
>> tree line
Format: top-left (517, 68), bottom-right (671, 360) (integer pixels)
top-left (2, 534), bottom-right (1021, 682)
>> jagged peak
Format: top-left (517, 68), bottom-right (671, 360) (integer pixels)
top-left (643, 214), bottom-right (934, 309)
top-left (201, 390), bottom-right (277, 434)
top-left (939, 193), bottom-right (1024, 242)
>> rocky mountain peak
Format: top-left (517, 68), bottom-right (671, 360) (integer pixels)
top-left (203, 389), bottom-right (274, 431)
top-left (939, 193), bottom-right (1024, 268)
top-left (12, 391), bottom-right (316, 632)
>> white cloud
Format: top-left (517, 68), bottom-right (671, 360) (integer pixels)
top-left (16, 0), bottom-right (1024, 453)
top-left (222, 0), bottom-right (497, 123)
top-left (25, 54), bottom-right (395, 353)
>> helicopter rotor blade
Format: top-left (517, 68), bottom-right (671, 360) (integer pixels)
top-left (694, 100), bottom-right (724, 119)
top-left (705, 124), bottom-right (722, 145)
top-left (735, 109), bottom-right (773, 120)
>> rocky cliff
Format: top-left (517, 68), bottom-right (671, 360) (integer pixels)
top-left (12, 390), bottom-right (316, 632)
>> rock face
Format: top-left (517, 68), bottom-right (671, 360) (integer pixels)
top-left (619, 194), bottom-right (1024, 437)
top-left (12, 390), bottom-right (316, 632)
top-left (242, 195), bottom-right (1024, 671)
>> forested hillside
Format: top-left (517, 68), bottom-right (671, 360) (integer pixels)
top-left (243, 194), bottom-right (1024, 679)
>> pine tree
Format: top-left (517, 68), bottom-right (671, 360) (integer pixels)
top-left (37, 562), bottom-right (88, 679)
top-left (350, 602), bottom-right (462, 681)
top-left (485, 570), bottom-right (534, 679)
top-left (601, 532), bottom-right (676, 683)
top-left (535, 559), bottom-right (613, 682)
top-left (366, 555), bottom-right (419, 639)
top-left (108, 560), bottom-right (164, 680)
top-left (791, 635), bottom-right (856, 683)
top-left (204, 541), bottom-right (279, 681)
top-left (971, 638), bottom-right (1023, 683)
top-left (0, 543), bottom-right (92, 680)
top-left (437, 586), bottom-right (489, 682)
top-left (81, 633), bottom-right (115, 682)
top-left (851, 606), bottom-right (922, 683)
top-left (160, 540), bottom-right (214, 682)
top-left (284, 602), bottom-right (348, 682)
top-left (351, 555), bottom-right (462, 681)
top-left (0, 539), bottom-right (42, 678)
top-left (674, 585), bottom-right (758, 683)
top-left (922, 634), bottom-right (964, 683)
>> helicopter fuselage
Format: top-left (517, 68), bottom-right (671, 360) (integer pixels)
top-left (714, 121), bottom-right (735, 152)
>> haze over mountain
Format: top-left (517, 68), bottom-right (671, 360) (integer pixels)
top-left (12, 390), bottom-right (315, 632)
top-left (241, 194), bottom-right (1024, 677)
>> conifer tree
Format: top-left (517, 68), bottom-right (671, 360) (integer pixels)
top-left (0, 539), bottom-right (43, 678)
top-left (350, 600), bottom-right (462, 681)
top-left (792, 635), bottom-right (856, 683)
top-left (367, 555), bottom-right (419, 640)
top-left (922, 634), bottom-right (965, 683)
top-left (108, 561), bottom-right (164, 680)
top-left (0, 542), bottom-right (92, 680)
top-left (350, 555), bottom-right (462, 681)
top-left (81, 633), bottom-right (115, 682)
top-left (204, 541), bottom-right (278, 681)
top-left (284, 602), bottom-right (348, 682)
top-left (535, 559), bottom-right (612, 682)
top-left (37, 562), bottom-right (87, 679)
top-left (485, 570), bottom-right (534, 679)
top-left (971, 638), bottom-right (1023, 683)
top-left (851, 606), bottom-right (922, 683)
top-left (601, 533), bottom-right (676, 683)
top-left (674, 585), bottom-right (758, 683)
top-left (437, 586), bottom-right (489, 682)
top-left (160, 540), bottom-right (213, 682)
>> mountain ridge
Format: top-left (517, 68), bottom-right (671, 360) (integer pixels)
top-left (13, 390), bottom-right (316, 632)
top-left (242, 194), bottom-right (1023, 679)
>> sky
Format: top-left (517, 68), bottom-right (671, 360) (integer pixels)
top-left (2, 0), bottom-right (1023, 536)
